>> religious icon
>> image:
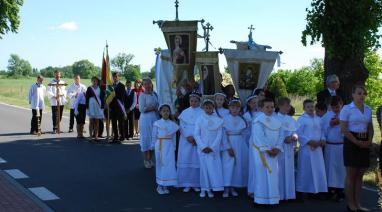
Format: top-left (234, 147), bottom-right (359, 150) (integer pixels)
top-left (238, 63), bottom-right (260, 90)
top-left (201, 65), bottom-right (215, 95)
top-left (169, 34), bottom-right (190, 65)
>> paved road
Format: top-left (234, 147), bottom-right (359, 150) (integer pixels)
top-left (0, 103), bottom-right (379, 212)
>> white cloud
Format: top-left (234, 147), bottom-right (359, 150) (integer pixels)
top-left (50, 21), bottom-right (78, 31)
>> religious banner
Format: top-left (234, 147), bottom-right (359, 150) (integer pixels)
top-left (224, 49), bottom-right (280, 103)
top-left (195, 51), bottom-right (222, 96)
top-left (159, 21), bottom-right (198, 88)
top-left (154, 49), bottom-right (177, 113)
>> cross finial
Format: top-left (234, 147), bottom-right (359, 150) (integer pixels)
top-left (202, 22), bottom-right (213, 52)
top-left (175, 0), bottom-right (179, 21)
top-left (248, 24), bottom-right (255, 33)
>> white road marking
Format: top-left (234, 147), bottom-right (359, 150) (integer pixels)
top-left (4, 169), bottom-right (29, 179)
top-left (0, 157), bottom-right (6, 163)
top-left (28, 187), bottom-right (60, 201)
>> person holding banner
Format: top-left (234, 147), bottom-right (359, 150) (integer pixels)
top-left (110, 72), bottom-right (126, 143)
top-left (86, 76), bottom-right (105, 141)
top-left (47, 70), bottom-right (67, 134)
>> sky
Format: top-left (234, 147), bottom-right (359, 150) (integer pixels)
top-left (0, 0), bottom-right (381, 72)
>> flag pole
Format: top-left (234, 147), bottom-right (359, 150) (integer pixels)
top-left (105, 41), bottom-right (111, 141)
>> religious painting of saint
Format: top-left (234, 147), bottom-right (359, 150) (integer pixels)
top-left (238, 63), bottom-right (260, 90)
top-left (169, 34), bottom-right (190, 65)
top-left (200, 64), bottom-right (215, 95)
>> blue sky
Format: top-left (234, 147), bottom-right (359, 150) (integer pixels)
top-left (0, 0), bottom-right (381, 72)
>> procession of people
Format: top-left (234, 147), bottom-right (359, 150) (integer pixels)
top-left (28, 72), bottom-right (376, 211)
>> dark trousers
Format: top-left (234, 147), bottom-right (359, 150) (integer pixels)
top-left (30, 109), bottom-right (42, 133)
top-left (111, 109), bottom-right (124, 140)
top-left (75, 104), bottom-right (86, 124)
top-left (123, 111), bottom-right (134, 139)
top-left (69, 109), bottom-right (75, 130)
top-left (98, 119), bottom-right (104, 137)
top-left (51, 106), bottom-right (64, 130)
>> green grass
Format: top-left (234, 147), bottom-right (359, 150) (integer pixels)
top-left (0, 77), bottom-right (91, 111)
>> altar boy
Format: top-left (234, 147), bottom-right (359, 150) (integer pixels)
top-left (251, 98), bottom-right (283, 205)
top-left (276, 97), bottom-right (298, 201)
top-left (194, 99), bottom-right (224, 198)
top-left (296, 99), bottom-right (327, 198)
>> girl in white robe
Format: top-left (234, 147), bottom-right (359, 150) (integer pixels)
top-left (244, 95), bottom-right (261, 197)
top-left (139, 79), bottom-right (159, 168)
top-left (221, 98), bottom-right (248, 198)
top-left (214, 92), bottom-right (229, 118)
top-left (320, 96), bottom-right (345, 200)
top-left (251, 98), bottom-right (283, 205)
top-left (177, 92), bottom-right (203, 192)
top-left (296, 99), bottom-right (328, 197)
top-left (276, 97), bottom-right (298, 201)
top-left (152, 104), bottom-right (179, 195)
top-left (194, 99), bottom-right (224, 198)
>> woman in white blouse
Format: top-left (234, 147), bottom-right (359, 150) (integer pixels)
top-left (340, 85), bottom-right (373, 212)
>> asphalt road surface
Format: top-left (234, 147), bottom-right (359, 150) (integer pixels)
top-left (0, 103), bottom-right (378, 212)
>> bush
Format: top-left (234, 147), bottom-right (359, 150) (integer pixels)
top-left (268, 76), bottom-right (288, 98)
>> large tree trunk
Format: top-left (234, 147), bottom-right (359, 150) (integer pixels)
top-left (324, 50), bottom-right (369, 104)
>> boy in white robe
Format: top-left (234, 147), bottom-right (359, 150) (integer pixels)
top-left (296, 99), bottom-right (328, 199)
top-left (194, 99), bottom-right (224, 198)
top-left (321, 96), bottom-right (345, 201)
top-left (177, 92), bottom-right (203, 192)
top-left (276, 97), bottom-right (298, 201)
top-left (28, 75), bottom-right (46, 135)
top-left (221, 98), bottom-right (248, 198)
top-left (251, 98), bottom-right (283, 205)
top-left (152, 104), bottom-right (179, 195)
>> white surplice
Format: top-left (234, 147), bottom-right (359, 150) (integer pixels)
top-left (177, 106), bottom-right (203, 188)
top-left (276, 112), bottom-right (298, 200)
top-left (221, 114), bottom-right (249, 187)
top-left (194, 113), bottom-right (224, 191)
top-left (214, 107), bottom-right (229, 118)
top-left (47, 79), bottom-right (67, 106)
top-left (296, 113), bottom-right (328, 193)
top-left (251, 113), bottom-right (283, 204)
top-left (28, 83), bottom-right (46, 110)
top-left (321, 111), bottom-right (345, 188)
top-left (152, 119), bottom-right (179, 186)
top-left (243, 111), bottom-right (261, 194)
top-left (67, 83), bottom-right (87, 109)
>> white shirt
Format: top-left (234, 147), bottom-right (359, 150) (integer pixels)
top-left (74, 92), bottom-right (86, 115)
top-left (126, 88), bottom-right (137, 111)
top-left (47, 79), bottom-right (67, 106)
top-left (327, 88), bottom-right (336, 96)
top-left (67, 83), bottom-right (87, 108)
top-left (28, 83), bottom-right (46, 110)
top-left (340, 102), bottom-right (372, 133)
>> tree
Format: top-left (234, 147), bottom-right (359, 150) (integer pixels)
top-left (364, 51), bottom-right (382, 110)
top-left (302, 0), bottom-right (382, 103)
top-left (268, 76), bottom-right (288, 98)
top-left (124, 64), bottom-right (141, 82)
top-left (7, 54), bottom-right (32, 77)
top-left (0, 0), bottom-right (24, 38)
top-left (72, 60), bottom-right (99, 79)
top-left (39, 66), bottom-right (55, 78)
top-left (111, 53), bottom-right (134, 75)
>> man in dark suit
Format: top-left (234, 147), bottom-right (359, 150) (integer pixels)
top-left (316, 74), bottom-right (346, 105)
top-left (124, 81), bottom-right (135, 140)
top-left (110, 72), bottom-right (126, 143)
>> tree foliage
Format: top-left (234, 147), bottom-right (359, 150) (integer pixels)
top-left (7, 54), bottom-right (32, 77)
top-left (364, 51), bottom-right (382, 110)
top-left (111, 53), bottom-right (134, 74)
top-left (302, 0), bottom-right (382, 59)
top-left (0, 0), bottom-right (24, 38)
top-left (72, 59), bottom-right (100, 79)
top-left (124, 64), bottom-right (141, 82)
top-left (268, 76), bottom-right (288, 98)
